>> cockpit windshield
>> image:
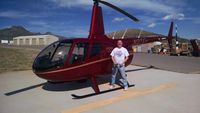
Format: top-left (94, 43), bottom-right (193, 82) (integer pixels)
top-left (33, 40), bottom-right (72, 71)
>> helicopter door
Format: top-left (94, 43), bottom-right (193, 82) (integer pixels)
top-left (68, 43), bottom-right (88, 64)
top-left (90, 43), bottom-right (101, 57)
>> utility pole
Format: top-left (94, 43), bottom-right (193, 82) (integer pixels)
top-left (175, 24), bottom-right (179, 51)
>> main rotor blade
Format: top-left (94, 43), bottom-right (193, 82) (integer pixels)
top-left (99, 0), bottom-right (139, 22)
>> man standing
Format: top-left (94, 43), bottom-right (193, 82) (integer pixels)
top-left (110, 40), bottom-right (129, 90)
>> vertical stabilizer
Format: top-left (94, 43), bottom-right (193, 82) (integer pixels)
top-left (168, 22), bottom-right (174, 52)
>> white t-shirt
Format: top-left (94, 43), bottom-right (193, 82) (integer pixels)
top-left (110, 47), bottom-right (129, 64)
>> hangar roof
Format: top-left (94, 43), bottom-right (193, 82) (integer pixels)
top-left (13, 35), bottom-right (61, 40)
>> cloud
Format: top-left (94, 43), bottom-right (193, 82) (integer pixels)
top-left (187, 17), bottom-right (200, 24)
top-left (48, 0), bottom-right (182, 14)
top-left (162, 13), bottom-right (185, 20)
top-left (49, 0), bottom-right (92, 8)
top-left (0, 11), bottom-right (27, 18)
top-left (29, 21), bottom-right (51, 28)
top-left (192, 18), bottom-right (200, 24)
top-left (60, 29), bottom-right (89, 37)
top-left (0, 10), bottom-right (49, 18)
top-left (147, 23), bottom-right (156, 28)
top-left (112, 17), bottom-right (125, 22)
top-left (28, 20), bottom-right (89, 37)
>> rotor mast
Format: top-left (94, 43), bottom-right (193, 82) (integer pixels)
top-left (89, 1), bottom-right (105, 39)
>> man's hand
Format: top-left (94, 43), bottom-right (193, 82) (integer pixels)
top-left (111, 56), bottom-right (117, 64)
top-left (123, 56), bottom-right (129, 64)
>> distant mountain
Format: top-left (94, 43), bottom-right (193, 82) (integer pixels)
top-left (0, 26), bottom-right (34, 40)
top-left (0, 26), bottom-right (66, 40)
top-left (176, 37), bottom-right (190, 43)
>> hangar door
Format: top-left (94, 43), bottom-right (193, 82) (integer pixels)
top-left (32, 38), bottom-right (37, 45)
top-left (13, 39), bottom-right (18, 45)
top-left (25, 39), bottom-right (29, 45)
top-left (19, 39), bottom-right (24, 45)
top-left (39, 38), bottom-right (44, 45)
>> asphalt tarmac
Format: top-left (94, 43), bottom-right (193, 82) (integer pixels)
top-left (0, 65), bottom-right (200, 113)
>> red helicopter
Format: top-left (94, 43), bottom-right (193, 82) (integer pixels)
top-left (32, 0), bottom-right (174, 96)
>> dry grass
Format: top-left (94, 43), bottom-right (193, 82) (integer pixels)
top-left (0, 45), bottom-right (40, 73)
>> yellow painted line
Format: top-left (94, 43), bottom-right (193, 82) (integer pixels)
top-left (62, 82), bottom-right (176, 113)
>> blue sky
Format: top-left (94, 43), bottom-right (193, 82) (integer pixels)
top-left (0, 0), bottom-right (200, 39)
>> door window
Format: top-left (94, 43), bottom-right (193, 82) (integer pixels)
top-left (68, 43), bottom-right (88, 64)
top-left (90, 43), bottom-right (101, 57)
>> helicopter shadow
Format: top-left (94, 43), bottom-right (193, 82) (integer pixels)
top-left (42, 76), bottom-right (111, 92)
top-left (42, 66), bottom-right (152, 92)
top-left (4, 82), bottom-right (46, 96)
top-left (4, 66), bottom-right (151, 96)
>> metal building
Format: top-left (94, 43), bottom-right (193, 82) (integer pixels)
top-left (13, 35), bottom-right (60, 45)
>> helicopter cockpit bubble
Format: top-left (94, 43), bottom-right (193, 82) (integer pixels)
top-left (33, 40), bottom-right (72, 71)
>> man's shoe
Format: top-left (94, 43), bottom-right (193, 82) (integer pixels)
top-left (124, 86), bottom-right (128, 91)
top-left (109, 85), bottom-right (115, 89)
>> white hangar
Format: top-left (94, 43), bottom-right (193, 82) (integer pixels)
top-left (13, 35), bottom-right (61, 45)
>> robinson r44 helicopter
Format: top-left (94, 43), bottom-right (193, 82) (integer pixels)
top-left (32, 0), bottom-right (174, 98)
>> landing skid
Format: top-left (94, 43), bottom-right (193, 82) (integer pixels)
top-left (71, 84), bottom-right (135, 99)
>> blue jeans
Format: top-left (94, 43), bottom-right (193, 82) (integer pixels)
top-left (111, 64), bottom-right (128, 88)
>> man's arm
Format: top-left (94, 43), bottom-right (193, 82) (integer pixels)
top-left (123, 48), bottom-right (129, 64)
top-left (112, 56), bottom-right (117, 64)
top-left (123, 56), bottom-right (129, 64)
top-left (110, 48), bottom-right (117, 64)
